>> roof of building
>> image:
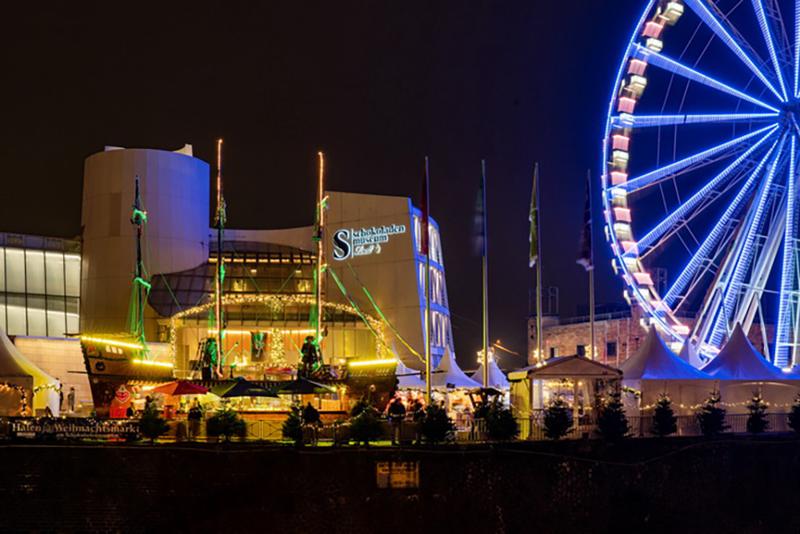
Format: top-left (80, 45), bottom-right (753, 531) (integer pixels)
top-left (621, 328), bottom-right (710, 380)
top-left (508, 355), bottom-right (622, 381)
top-left (701, 324), bottom-right (789, 381)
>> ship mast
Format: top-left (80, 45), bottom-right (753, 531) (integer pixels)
top-left (314, 151), bottom-right (326, 360)
top-left (130, 175), bottom-right (150, 354)
top-left (214, 139), bottom-right (226, 378)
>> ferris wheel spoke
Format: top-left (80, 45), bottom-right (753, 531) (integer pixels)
top-left (684, 0), bottom-right (785, 102)
top-left (707, 133), bottom-right (789, 347)
top-left (612, 112), bottom-right (778, 129)
top-left (614, 124), bottom-right (778, 194)
top-left (633, 44), bottom-right (781, 112)
top-left (631, 127), bottom-right (778, 255)
top-left (776, 135), bottom-right (798, 367)
top-left (751, 0), bottom-right (790, 100)
top-left (662, 134), bottom-right (783, 307)
top-left (795, 0), bottom-right (800, 97)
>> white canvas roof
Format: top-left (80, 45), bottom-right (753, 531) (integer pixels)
top-left (471, 355), bottom-right (509, 389)
top-left (0, 329), bottom-right (60, 414)
top-left (621, 328), bottom-right (709, 380)
top-left (701, 324), bottom-right (788, 381)
top-left (432, 347), bottom-right (480, 389)
top-left (395, 358), bottom-right (426, 389)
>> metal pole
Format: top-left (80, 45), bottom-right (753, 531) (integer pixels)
top-left (316, 151), bottom-right (325, 363)
top-left (424, 157), bottom-right (432, 404)
top-left (588, 169), bottom-right (596, 360)
top-left (481, 160), bottom-right (489, 388)
top-left (215, 139), bottom-right (224, 378)
top-left (535, 164), bottom-right (543, 361)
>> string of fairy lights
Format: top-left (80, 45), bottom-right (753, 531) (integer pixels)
top-left (167, 293), bottom-right (389, 361)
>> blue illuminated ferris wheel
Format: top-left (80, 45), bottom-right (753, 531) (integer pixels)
top-left (602, 0), bottom-right (800, 367)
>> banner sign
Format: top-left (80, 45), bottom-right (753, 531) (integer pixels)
top-left (7, 418), bottom-right (140, 440)
top-left (332, 224), bottom-right (406, 261)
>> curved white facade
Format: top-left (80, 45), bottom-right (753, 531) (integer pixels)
top-left (80, 146), bottom-right (210, 334)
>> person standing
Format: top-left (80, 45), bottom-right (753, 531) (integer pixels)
top-left (67, 387), bottom-right (76, 413)
top-left (387, 396), bottom-right (407, 445)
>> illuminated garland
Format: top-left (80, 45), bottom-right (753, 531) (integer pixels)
top-left (167, 293), bottom-right (386, 360)
top-left (0, 382), bottom-right (27, 414)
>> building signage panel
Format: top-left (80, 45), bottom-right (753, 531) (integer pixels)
top-left (332, 224), bottom-right (406, 261)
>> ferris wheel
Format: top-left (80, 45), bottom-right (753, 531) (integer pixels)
top-left (602, 0), bottom-right (800, 367)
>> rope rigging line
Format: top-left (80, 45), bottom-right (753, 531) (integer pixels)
top-left (343, 262), bottom-right (424, 362)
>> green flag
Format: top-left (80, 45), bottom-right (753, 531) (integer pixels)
top-left (529, 164), bottom-right (539, 268)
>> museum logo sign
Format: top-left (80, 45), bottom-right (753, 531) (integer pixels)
top-left (332, 224), bottom-right (406, 260)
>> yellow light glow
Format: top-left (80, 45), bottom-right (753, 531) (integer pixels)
top-left (208, 328), bottom-right (317, 336)
top-left (131, 359), bottom-right (174, 369)
top-left (81, 336), bottom-right (144, 350)
top-left (348, 358), bottom-right (397, 368)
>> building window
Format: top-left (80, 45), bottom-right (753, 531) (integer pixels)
top-left (549, 347), bottom-right (557, 359)
top-left (577, 344), bottom-right (586, 357)
top-left (606, 341), bottom-right (617, 358)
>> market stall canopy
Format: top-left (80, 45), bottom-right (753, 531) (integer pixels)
top-left (471, 357), bottom-right (510, 389)
top-left (211, 377), bottom-right (278, 398)
top-left (431, 347), bottom-right (480, 389)
top-left (0, 329), bottom-right (59, 414)
top-left (152, 380), bottom-right (209, 396)
top-left (277, 377), bottom-right (337, 395)
top-left (395, 359), bottom-right (426, 389)
top-left (508, 355), bottom-right (622, 381)
top-left (701, 324), bottom-right (788, 381)
top-left (621, 328), bottom-right (710, 380)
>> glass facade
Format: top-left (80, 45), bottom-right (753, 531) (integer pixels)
top-left (412, 211), bottom-right (455, 359)
top-left (0, 233), bottom-right (81, 337)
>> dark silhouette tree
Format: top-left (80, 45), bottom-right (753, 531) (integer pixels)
top-left (652, 393), bottom-right (678, 437)
top-left (543, 395), bottom-right (572, 440)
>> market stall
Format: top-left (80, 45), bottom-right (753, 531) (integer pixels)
top-left (620, 328), bottom-right (714, 415)
top-left (701, 324), bottom-right (799, 413)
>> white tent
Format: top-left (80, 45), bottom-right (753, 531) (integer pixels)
top-left (431, 347), bottom-right (480, 390)
top-left (395, 359), bottom-right (426, 389)
top-left (620, 328), bottom-right (713, 414)
top-left (701, 324), bottom-right (799, 412)
top-left (0, 329), bottom-right (60, 416)
top-left (702, 324), bottom-right (787, 380)
top-left (471, 354), bottom-right (509, 389)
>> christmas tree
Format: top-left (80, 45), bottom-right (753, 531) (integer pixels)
top-left (651, 393), bottom-right (677, 437)
top-left (788, 395), bottom-right (800, 434)
top-left (597, 388), bottom-right (630, 442)
top-left (543, 395), bottom-right (572, 440)
top-left (746, 391), bottom-right (769, 434)
top-left (696, 390), bottom-right (728, 437)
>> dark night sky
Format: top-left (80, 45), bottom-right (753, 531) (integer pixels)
top-left (0, 1), bottom-right (643, 368)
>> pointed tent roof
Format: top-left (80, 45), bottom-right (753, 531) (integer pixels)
top-left (471, 356), bottom-right (510, 389)
top-left (701, 324), bottom-right (787, 381)
top-left (621, 328), bottom-right (710, 380)
top-left (432, 347), bottom-right (480, 389)
top-left (396, 359), bottom-right (426, 389)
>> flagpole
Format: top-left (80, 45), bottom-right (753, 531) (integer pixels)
top-left (535, 164), bottom-right (543, 363)
top-left (588, 169), bottom-right (596, 360)
top-left (481, 160), bottom-right (489, 388)
top-left (316, 151), bottom-right (325, 364)
top-left (214, 139), bottom-right (226, 379)
top-left (424, 157), bottom-right (432, 405)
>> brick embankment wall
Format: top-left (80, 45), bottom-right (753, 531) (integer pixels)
top-left (2, 438), bottom-right (800, 533)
